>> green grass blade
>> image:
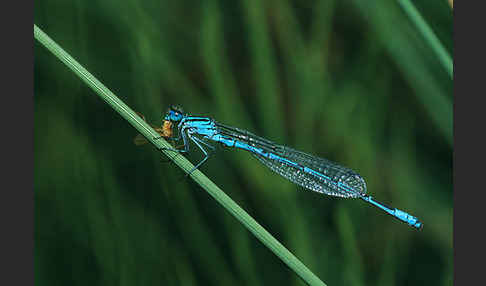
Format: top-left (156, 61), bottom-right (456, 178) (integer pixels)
top-left (34, 24), bottom-right (327, 286)
top-left (397, 0), bottom-right (453, 78)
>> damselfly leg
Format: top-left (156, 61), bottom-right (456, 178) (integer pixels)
top-left (154, 126), bottom-right (189, 154)
top-left (186, 135), bottom-right (215, 176)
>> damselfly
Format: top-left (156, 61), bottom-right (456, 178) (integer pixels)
top-left (135, 106), bottom-right (423, 230)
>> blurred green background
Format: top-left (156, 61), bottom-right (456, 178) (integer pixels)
top-left (34, 0), bottom-right (453, 285)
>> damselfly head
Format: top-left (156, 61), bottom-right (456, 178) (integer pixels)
top-left (164, 105), bottom-right (184, 122)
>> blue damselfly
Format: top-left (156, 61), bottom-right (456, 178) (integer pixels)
top-left (136, 106), bottom-right (423, 230)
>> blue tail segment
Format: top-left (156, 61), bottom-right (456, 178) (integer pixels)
top-left (360, 196), bottom-right (423, 230)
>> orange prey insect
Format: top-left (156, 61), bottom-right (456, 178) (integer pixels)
top-left (133, 112), bottom-right (173, 146)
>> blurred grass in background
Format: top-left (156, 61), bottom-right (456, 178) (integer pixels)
top-left (34, 0), bottom-right (452, 285)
